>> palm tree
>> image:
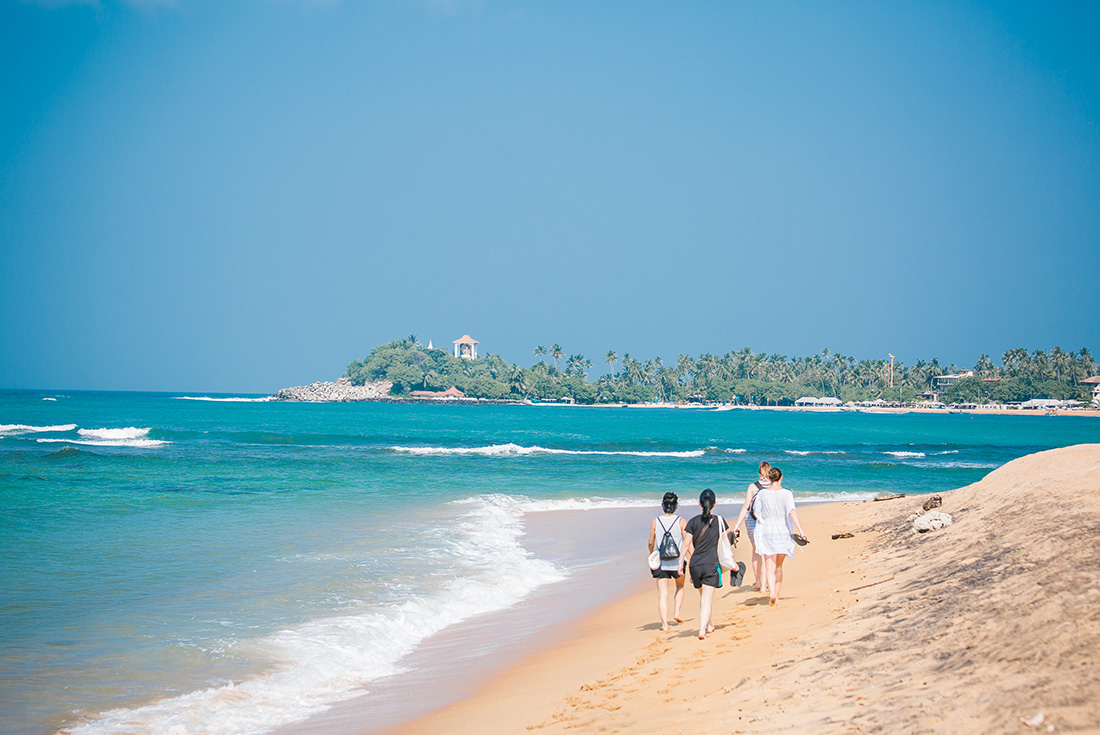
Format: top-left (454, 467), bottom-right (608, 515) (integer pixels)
top-left (605, 350), bottom-right (618, 381)
top-left (1001, 347), bottom-right (1028, 378)
top-left (1051, 346), bottom-right (1069, 382)
top-left (534, 345), bottom-right (547, 364)
top-left (509, 366), bottom-right (527, 397)
top-left (676, 354), bottom-right (696, 386)
top-left (974, 354), bottom-right (996, 379)
top-left (1078, 347), bottom-right (1096, 380)
top-left (550, 344), bottom-right (564, 370)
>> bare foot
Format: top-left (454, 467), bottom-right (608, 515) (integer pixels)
top-left (706, 624), bottom-right (715, 634)
top-left (674, 616), bottom-right (684, 624)
top-left (751, 584), bottom-right (762, 591)
top-left (769, 597), bottom-right (778, 606)
top-left (660, 624), bottom-right (669, 632)
top-left (698, 633), bottom-right (707, 640)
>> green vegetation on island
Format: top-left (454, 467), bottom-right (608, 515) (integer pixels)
top-left (343, 338), bottom-right (1098, 406)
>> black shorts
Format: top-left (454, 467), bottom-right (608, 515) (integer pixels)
top-left (689, 561), bottom-right (722, 589)
top-left (651, 568), bottom-right (681, 579)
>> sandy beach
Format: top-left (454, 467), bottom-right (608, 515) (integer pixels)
top-left (393, 444), bottom-right (1100, 735)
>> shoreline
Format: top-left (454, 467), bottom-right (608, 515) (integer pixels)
top-left (394, 501), bottom-right (861, 735)
top-left (383, 444), bottom-right (1100, 734)
top-left (269, 381), bottom-right (1100, 416)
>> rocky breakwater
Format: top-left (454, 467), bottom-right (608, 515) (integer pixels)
top-left (274, 377), bottom-right (393, 402)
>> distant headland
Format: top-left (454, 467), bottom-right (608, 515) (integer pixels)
top-left (273, 336), bottom-right (1100, 412)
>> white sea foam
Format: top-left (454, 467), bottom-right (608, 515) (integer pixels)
top-left (43, 397), bottom-right (57, 401)
top-left (391, 443), bottom-right (705, 458)
top-left (175, 396), bottom-right (275, 403)
top-left (934, 450), bottom-right (960, 455)
top-left (783, 450), bottom-right (846, 456)
top-left (723, 448), bottom-right (748, 454)
top-left (0, 423), bottom-right (76, 434)
top-left (36, 427), bottom-right (169, 448)
top-left (60, 495), bottom-right (565, 735)
top-left (459, 494), bottom-right (657, 513)
top-left (885, 451), bottom-right (926, 459)
top-left (79, 427), bottom-right (150, 440)
top-left (38, 438), bottom-right (170, 448)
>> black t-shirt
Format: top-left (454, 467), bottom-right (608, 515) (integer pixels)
top-left (685, 514), bottom-right (723, 566)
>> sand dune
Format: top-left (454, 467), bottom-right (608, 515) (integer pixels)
top-left (400, 444), bottom-right (1100, 735)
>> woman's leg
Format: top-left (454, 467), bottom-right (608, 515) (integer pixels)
top-left (656, 577), bottom-right (670, 630)
top-left (764, 555), bottom-right (778, 603)
top-left (698, 584), bottom-right (716, 639)
top-left (771, 554), bottom-right (787, 605)
top-left (673, 574), bottom-right (686, 623)
top-left (751, 546), bottom-right (765, 591)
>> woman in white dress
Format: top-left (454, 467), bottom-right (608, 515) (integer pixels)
top-left (732, 461), bottom-right (771, 593)
top-left (752, 467), bottom-right (807, 606)
top-left (648, 492), bottom-right (687, 631)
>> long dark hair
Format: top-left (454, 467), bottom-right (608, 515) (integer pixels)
top-left (662, 492), bottom-right (679, 514)
top-left (699, 488), bottom-right (716, 521)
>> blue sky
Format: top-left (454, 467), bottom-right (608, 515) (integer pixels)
top-left (2, 1), bottom-right (1097, 392)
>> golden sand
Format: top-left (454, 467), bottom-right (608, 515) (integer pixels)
top-left (399, 444), bottom-right (1100, 735)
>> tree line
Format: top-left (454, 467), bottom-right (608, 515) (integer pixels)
top-left (343, 338), bottom-right (1097, 405)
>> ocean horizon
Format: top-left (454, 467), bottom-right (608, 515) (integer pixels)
top-left (2, 389), bottom-right (1097, 735)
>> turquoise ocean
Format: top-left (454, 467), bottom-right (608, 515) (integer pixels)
top-left (2, 390), bottom-right (1097, 735)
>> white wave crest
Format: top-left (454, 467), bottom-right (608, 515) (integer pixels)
top-left (884, 451), bottom-right (926, 458)
top-left (0, 423), bottom-right (76, 434)
top-left (391, 443), bottom-right (705, 458)
top-left (456, 493), bottom-right (657, 513)
top-left (37, 438), bottom-right (169, 448)
top-left (934, 450), bottom-right (959, 455)
top-left (175, 396), bottom-right (275, 403)
top-left (36, 427), bottom-right (169, 448)
top-left (783, 450), bottom-right (845, 456)
top-left (60, 496), bottom-right (564, 735)
top-left (79, 427), bottom-right (150, 440)
top-left (723, 448), bottom-right (747, 454)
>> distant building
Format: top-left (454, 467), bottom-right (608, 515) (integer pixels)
top-left (933, 371), bottom-right (974, 390)
top-left (794, 396), bottom-right (842, 407)
top-left (1084, 376), bottom-right (1100, 408)
top-left (453, 335), bottom-right (479, 359)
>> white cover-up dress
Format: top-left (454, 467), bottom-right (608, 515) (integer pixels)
top-left (752, 487), bottom-right (796, 556)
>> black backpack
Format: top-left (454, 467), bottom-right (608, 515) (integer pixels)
top-left (658, 517), bottom-right (680, 560)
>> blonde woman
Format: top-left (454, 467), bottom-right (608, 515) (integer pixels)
top-left (732, 461), bottom-right (771, 592)
top-left (752, 467), bottom-right (807, 606)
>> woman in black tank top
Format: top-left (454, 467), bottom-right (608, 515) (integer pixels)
top-left (682, 488), bottom-right (724, 639)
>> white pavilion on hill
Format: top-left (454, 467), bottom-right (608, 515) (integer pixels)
top-left (453, 335), bottom-right (479, 359)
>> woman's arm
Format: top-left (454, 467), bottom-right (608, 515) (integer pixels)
top-left (682, 523), bottom-right (695, 567)
top-left (679, 518), bottom-right (689, 570)
top-left (789, 506), bottom-right (806, 539)
top-left (732, 483), bottom-right (756, 536)
top-left (648, 518), bottom-right (657, 553)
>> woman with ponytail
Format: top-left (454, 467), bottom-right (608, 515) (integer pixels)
top-left (681, 488), bottom-right (726, 639)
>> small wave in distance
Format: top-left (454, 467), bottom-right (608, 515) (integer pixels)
top-left (0, 423), bottom-right (77, 434)
top-left (392, 443), bottom-right (705, 458)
